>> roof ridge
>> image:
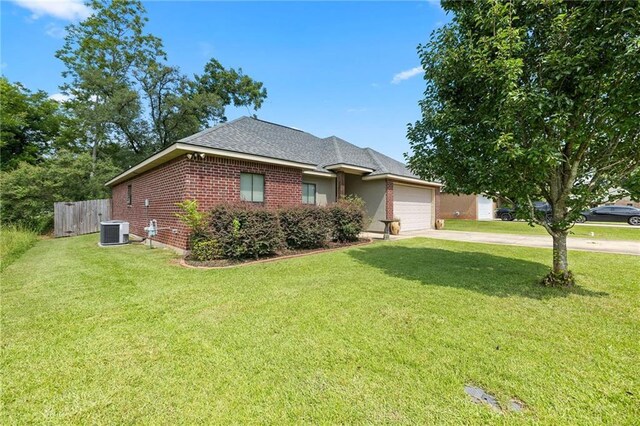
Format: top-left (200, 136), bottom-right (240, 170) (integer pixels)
top-left (329, 136), bottom-right (344, 163)
top-left (363, 147), bottom-right (388, 173)
top-left (251, 117), bottom-right (306, 133)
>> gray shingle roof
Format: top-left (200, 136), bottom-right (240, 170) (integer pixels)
top-left (178, 116), bottom-right (417, 178)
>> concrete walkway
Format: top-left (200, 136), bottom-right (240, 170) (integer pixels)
top-left (363, 230), bottom-right (640, 256)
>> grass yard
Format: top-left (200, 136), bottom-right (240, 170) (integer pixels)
top-left (445, 219), bottom-right (640, 241)
top-left (2, 234), bottom-right (639, 424)
top-left (0, 227), bottom-right (39, 272)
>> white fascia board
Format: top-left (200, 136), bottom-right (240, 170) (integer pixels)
top-left (303, 170), bottom-right (337, 178)
top-left (324, 163), bottom-right (375, 173)
top-left (362, 173), bottom-right (443, 187)
top-left (105, 144), bottom-right (179, 186)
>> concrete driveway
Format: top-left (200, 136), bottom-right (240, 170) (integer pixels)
top-left (363, 230), bottom-right (640, 256)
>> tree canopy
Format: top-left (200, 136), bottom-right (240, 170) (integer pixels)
top-left (0, 77), bottom-right (76, 171)
top-left (56, 0), bottom-right (267, 166)
top-left (407, 0), bottom-right (640, 285)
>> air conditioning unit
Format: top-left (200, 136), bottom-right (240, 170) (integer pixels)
top-left (100, 220), bottom-right (129, 245)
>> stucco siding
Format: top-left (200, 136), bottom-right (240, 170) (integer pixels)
top-left (302, 175), bottom-right (336, 206)
top-left (345, 174), bottom-right (386, 232)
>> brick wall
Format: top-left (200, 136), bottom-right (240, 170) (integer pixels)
top-left (611, 198), bottom-right (640, 208)
top-left (112, 157), bottom-right (191, 248)
top-left (184, 156), bottom-right (302, 211)
top-left (385, 179), bottom-right (394, 220)
top-left (439, 192), bottom-right (477, 219)
top-left (111, 155), bottom-right (303, 250)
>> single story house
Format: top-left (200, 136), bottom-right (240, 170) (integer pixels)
top-left (106, 117), bottom-right (441, 249)
top-left (439, 193), bottom-right (496, 220)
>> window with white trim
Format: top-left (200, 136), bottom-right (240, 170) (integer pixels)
top-left (302, 182), bottom-right (316, 205)
top-left (240, 173), bottom-right (265, 202)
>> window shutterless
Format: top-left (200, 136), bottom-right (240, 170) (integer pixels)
top-left (240, 173), bottom-right (265, 202)
top-left (302, 182), bottom-right (316, 205)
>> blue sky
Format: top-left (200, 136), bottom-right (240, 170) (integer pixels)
top-left (1, 1), bottom-right (448, 161)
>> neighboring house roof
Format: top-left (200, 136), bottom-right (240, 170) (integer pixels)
top-left (106, 116), bottom-right (435, 186)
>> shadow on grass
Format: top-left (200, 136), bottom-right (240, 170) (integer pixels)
top-left (348, 244), bottom-right (607, 300)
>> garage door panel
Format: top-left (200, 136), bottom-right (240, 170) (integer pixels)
top-left (477, 195), bottom-right (494, 221)
top-left (394, 185), bottom-right (432, 231)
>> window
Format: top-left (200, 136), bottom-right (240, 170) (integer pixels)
top-left (127, 185), bottom-right (132, 206)
top-left (302, 182), bottom-right (316, 205)
top-left (240, 173), bottom-right (264, 202)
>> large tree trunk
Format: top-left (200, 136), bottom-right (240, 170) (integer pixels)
top-left (543, 229), bottom-right (575, 287)
top-left (552, 230), bottom-right (569, 274)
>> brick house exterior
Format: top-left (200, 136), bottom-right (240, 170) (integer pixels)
top-left (112, 156), bottom-right (303, 249)
top-left (107, 117), bottom-right (442, 249)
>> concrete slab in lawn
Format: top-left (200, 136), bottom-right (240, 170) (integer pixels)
top-left (362, 230), bottom-right (640, 256)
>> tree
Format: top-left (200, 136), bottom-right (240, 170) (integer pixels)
top-left (56, 0), bottom-right (268, 167)
top-left (0, 77), bottom-right (72, 171)
top-left (56, 0), bottom-right (164, 162)
top-left (407, 1), bottom-right (640, 286)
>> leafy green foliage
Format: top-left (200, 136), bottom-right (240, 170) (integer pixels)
top-left (208, 204), bottom-right (283, 260)
top-left (0, 78), bottom-right (76, 171)
top-left (180, 199), bottom-right (366, 259)
top-left (56, 0), bottom-right (268, 166)
top-left (195, 58), bottom-right (267, 122)
top-left (407, 1), bottom-right (640, 278)
top-left (190, 239), bottom-right (222, 262)
top-left (174, 199), bottom-right (209, 239)
top-left (0, 152), bottom-right (119, 233)
top-left (329, 196), bottom-right (367, 242)
top-left (279, 205), bottom-right (331, 249)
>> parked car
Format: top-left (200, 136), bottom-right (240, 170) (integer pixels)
top-left (577, 206), bottom-right (640, 226)
top-left (496, 202), bottom-right (551, 221)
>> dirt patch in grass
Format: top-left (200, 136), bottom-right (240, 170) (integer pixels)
top-left (182, 238), bottom-right (372, 269)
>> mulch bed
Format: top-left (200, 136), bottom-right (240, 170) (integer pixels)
top-left (181, 238), bottom-right (372, 269)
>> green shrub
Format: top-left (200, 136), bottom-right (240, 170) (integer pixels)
top-left (279, 205), bottom-right (331, 249)
top-left (329, 196), bottom-right (367, 242)
top-left (208, 203), bottom-right (282, 259)
top-left (190, 239), bottom-right (221, 261)
top-left (175, 199), bottom-right (209, 243)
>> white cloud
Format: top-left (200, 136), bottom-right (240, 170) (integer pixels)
top-left (12, 0), bottom-right (91, 21)
top-left (45, 22), bottom-right (66, 38)
top-left (346, 107), bottom-right (368, 114)
top-left (391, 66), bottom-right (424, 84)
top-left (49, 92), bottom-right (72, 103)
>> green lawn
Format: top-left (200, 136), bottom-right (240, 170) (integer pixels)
top-left (0, 227), bottom-right (39, 272)
top-left (445, 219), bottom-right (640, 241)
top-left (2, 235), bottom-right (638, 424)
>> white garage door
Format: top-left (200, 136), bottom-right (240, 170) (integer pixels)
top-left (394, 185), bottom-right (433, 231)
top-left (477, 195), bottom-right (494, 220)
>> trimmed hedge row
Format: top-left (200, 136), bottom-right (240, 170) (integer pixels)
top-left (183, 198), bottom-right (367, 261)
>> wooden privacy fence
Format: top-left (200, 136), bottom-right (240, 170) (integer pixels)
top-left (54, 199), bottom-right (112, 238)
